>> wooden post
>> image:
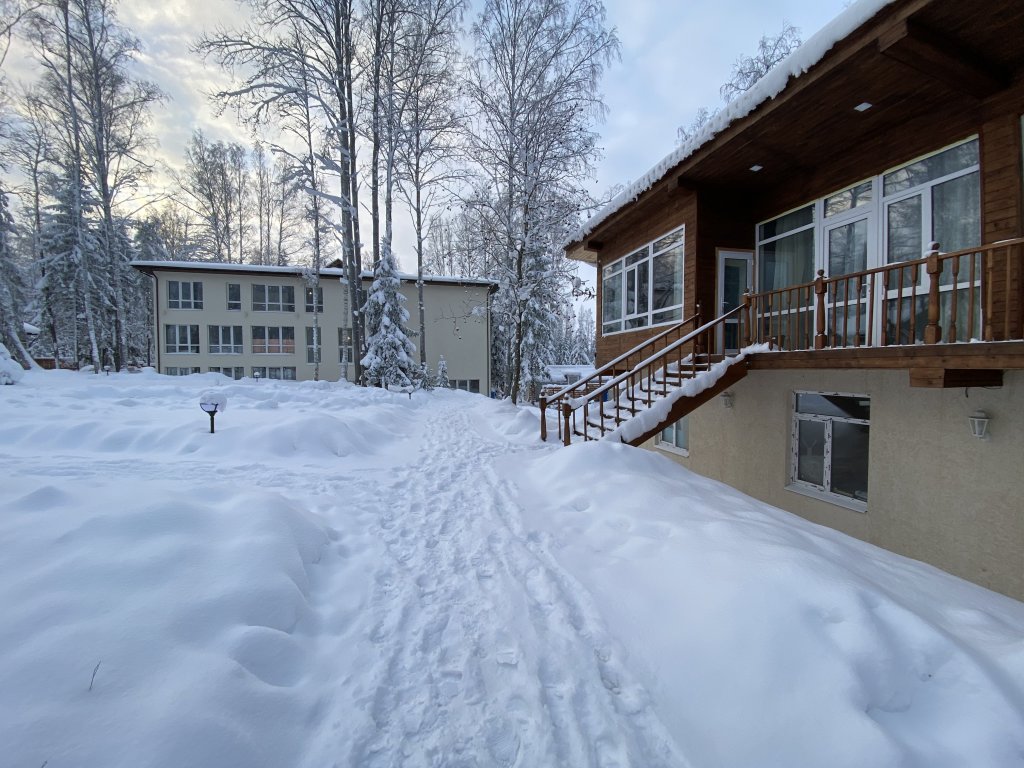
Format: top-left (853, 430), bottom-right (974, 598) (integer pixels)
top-left (561, 400), bottom-right (571, 447)
top-left (814, 269), bottom-right (827, 350)
top-left (742, 292), bottom-right (752, 347)
top-left (539, 395), bottom-right (547, 442)
top-left (694, 301), bottom-right (703, 358)
top-left (924, 242), bottom-right (942, 344)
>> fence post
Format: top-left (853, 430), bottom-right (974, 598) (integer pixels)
top-left (561, 400), bottom-right (571, 447)
top-left (742, 292), bottom-right (753, 347)
top-left (924, 242), bottom-right (942, 344)
top-left (539, 395), bottom-right (547, 442)
top-left (814, 269), bottom-right (827, 350)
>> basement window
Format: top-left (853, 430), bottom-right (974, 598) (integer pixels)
top-left (789, 392), bottom-right (869, 512)
top-left (656, 416), bottom-right (689, 456)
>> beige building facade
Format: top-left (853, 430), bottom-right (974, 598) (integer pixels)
top-left (133, 261), bottom-right (494, 391)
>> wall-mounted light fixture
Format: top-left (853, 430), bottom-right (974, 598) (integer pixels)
top-left (721, 391), bottom-right (735, 409)
top-left (968, 410), bottom-right (990, 440)
top-left (854, 101), bottom-right (873, 112)
top-left (749, 164), bottom-right (763, 172)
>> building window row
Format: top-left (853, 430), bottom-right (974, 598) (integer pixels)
top-left (451, 379), bottom-right (480, 393)
top-left (170, 280), bottom-right (326, 314)
top-left (167, 324), bottom-right (359, 361)
top-left (251, 366), bottom-right (296, 380)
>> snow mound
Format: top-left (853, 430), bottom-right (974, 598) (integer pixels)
top-left (502, 440), bottom-right (1024, 768)
top-left (0, 342), bottom-right (25, 384)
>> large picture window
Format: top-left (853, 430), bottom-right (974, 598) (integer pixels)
top-left (306, 326), bottom-right (322, 363)
top-left (602, 226), bottom-right (684, 335)
top-left (790, 392), bottom-right (869, 510)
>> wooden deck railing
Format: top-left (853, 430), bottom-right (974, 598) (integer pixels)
top-left (741, 239), bottom-right (1024, 351)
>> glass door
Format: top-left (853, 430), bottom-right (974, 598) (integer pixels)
top-left (824, 214), bottom-right (872, 347)
top-left (717, 250), bottom-right (753, 354)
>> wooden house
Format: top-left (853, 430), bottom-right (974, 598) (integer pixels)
top-left (549, 0), bottom-right (1024, 599)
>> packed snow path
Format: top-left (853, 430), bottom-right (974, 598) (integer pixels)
top-left (307, 404), bottom-right (688, 767)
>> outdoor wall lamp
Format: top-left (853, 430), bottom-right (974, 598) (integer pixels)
top-left (721, 391), bottom-right (735, 409)
top-left (969, 410), bottom-right (990, 440)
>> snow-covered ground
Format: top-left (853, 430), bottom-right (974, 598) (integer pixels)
top-left (2, 370), bottom-right (1023, 768)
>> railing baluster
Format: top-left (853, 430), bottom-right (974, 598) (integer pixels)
top-left (948, 252), bottom-right (960, 342)
top-left (924, 243), bottom-right (941, 344)
top-left (1006, 244), bottom-right (1014, 341)
top-left (969, 248), bottom-right (978, 340)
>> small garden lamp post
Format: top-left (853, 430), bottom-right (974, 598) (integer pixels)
top-left (254, 370), bottom-right (262, 383)
top-left (103, 365), bottom-right (111, 376)
top-left (199, 393), bottom-right (227, 434)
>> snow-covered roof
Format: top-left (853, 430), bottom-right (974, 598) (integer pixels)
top-left (130, 260), bottom-right (497, 289)
top-left (569, 0), bottom-right (898, 246)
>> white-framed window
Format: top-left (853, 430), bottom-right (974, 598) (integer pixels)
top-left (338, 327), bottom-right (354, 364)
top-left (164, 366), bottom-right (200, 376)
top-left (252, 284), bottom-right (295, 312)
top-left (602, 226), bottom-right (685, 335)
top-left (451, 379), bottom-right (480, 393)
top-left (656, 416), bottom-right (689, 456)
top-left (789, 391), bottom-right (870, 511)
top-left (168, 280), bottom-right (203, 310)
top-left (305, 286), bottom-right (324, 313)
top-left (208, 325), bottom-right (243, 354)
top-left (306, 326), bottom-right (322, 363)
top-left (210, 366), bottom-right (245, 380)
top-left (266, 366), bottom-right (296, 381)
top-left (227, 283), bottom-right (241, 311)
top-left (252, 326), bottom-right (295, 354)
top-left (165, 324), bottom-right (200, 354)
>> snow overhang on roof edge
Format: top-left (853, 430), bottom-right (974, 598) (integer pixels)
top-left (130, 260), bottom-right (498, 292)
top-left (566, 0), bottom-right (898, 250)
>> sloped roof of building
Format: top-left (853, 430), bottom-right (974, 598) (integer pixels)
top-left (567, 0), bottom-right (897, 247)
top-left (130, 260), bottom-right (498, 292)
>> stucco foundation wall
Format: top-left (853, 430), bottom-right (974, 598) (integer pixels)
top-left (645, 367), bottom-right (1024, 600)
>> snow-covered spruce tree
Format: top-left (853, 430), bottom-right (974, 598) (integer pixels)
top-left (0, 190), bottom-right (37, 368)
top-left (361, 247), bottom-right (416, 387)
top-left (464, 0), bottom-right (618, 403)
top-left (435, 354), bottom-right (449, 388)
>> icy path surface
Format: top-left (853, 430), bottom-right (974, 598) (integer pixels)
top-left (304, 404), bottom-right (688, 767)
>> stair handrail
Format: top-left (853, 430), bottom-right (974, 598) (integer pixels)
top-left (572, 304), bottom-right (744, 408)
top-left (544, 310), bottom-right (701, 404)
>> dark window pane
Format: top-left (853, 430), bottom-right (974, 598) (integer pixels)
top-left (796, 393), bottom-right (870, 420)
top-left (830, 422), bottom-right (870, 502)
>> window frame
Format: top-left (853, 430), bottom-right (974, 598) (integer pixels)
top-left (251, 325), bottom-right (296, 354)
top-left (601, 225), bottom-right (685, 336)
top-left (655, 416), bottom-right (689, 456)
top-left (305, 286), bottom-right (324, 313)
top-left (226, 283), bottom-right (241, 311)
top-left (167, 280), bottom-right (203, 310)
top-left (306, 326), bottom-right (322, 364)
top-left (165, 324), bottom-right (200, 354)
top-left (338, 327), bottom-right (354, 364)
top-left (788, 390), bottom-right (870, 513)
top-left (252, 283), bottom-right (296, 312)
top-left (208, 325), bottom-right (243, 355)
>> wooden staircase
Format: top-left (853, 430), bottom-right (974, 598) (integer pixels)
top-left (540, 305), bottom-right (751, 447)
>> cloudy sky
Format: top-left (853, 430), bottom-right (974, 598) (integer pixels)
top-left (9, 0), bottom-right (853, 267)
